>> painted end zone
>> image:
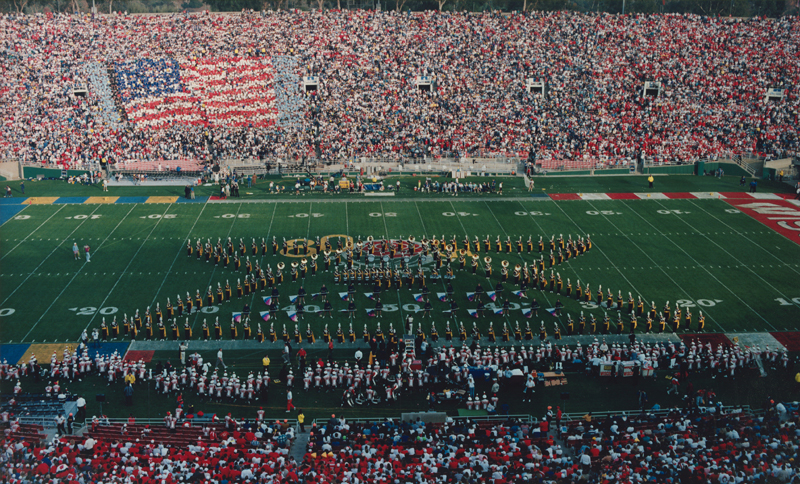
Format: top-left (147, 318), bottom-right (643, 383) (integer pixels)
top-left (145, 196), bottom-right (178, 204)
top-left (679, 333), bottom-right (732, 348)
top-left (0, 344), bottom-right (31, 366)
top-left (176, 196), bottom-right (208, 203)
top-left (606, 193), bottom-right (640, 200)
top-left (17, 343), bottom-right (66, 366)
top-left (770, 332), bottom-right (800, 352)
top-left (0, 198), bottom-right (26, 205)
top-left (26, 197), bottom-right (58, 205)
top-left (123, 350), bottom-right (154, 363)
top-left (549, 193), bottom-right (581, 201)
top-left (0, 205), bottom-right (27, 225)
top-left (85, 196), bottom-right (120, 204)
top-left (718, 192), bottom-right (753, 199)
top-left (664, 192), bottom-right (697, 199)
top-left (54, 197), bottom-right (89, 204)
top-left (115, 196), bottom-right (149, 204)
top-left (724, 198), bottom-right (800, 245)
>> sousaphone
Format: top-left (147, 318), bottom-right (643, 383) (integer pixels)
top-left (501, 260), bottom-right (510, 268)
top-left (277, 262), bottom-right (285, 270)
top-left (484, 256), bottom-right (492, 265)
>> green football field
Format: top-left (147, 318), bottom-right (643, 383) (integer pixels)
top-left (2, 192), bottom-right (800, 345)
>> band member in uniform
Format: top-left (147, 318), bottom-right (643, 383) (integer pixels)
top-left (272, 236), bottom-right (279, 256)
top-left (430, 323), bottom-right (439, 341)
top-left (697, 311), bottom-right (705, 332)
top-left (214, 318), bottom-right (223, 340)
top-left (566, 315), bottom-right (574, 335)
top-left (658, 315), bottom-right (667, 333)
top-left (229, 319), bottom-right (240, 341)
top-left (684, 308), bottom-right (692, 331)
top-left (269, 323), bottom-right (277, 343)
top-left (336, 323), bottom-right (345, 343)
top-left (294, 324), bottom-right (302, 344)
top-left (348, 322), bottom-right (356, 343)
top-left (184, 317), bottom-right (193, 340)
top-left (363, 324), bottom-right (370, 343)
top-left (445, 322), bottom-right (453, 341)
top-left (322, 324), bottom-right (331, 343)
top-left (171, 321), bottom-right (179, 341)
top-left (637, 296), bottom-right (644, 316)
top-left (530, 298), bottom-right (539, 318)
top-left (281, 324), bottom-right (289, 342)
top-left (590, 315), bottom-right (598, 334)
top-left (500, 323), bottom-right (511, 343)
top-left (616, 312), bottom-right (624, 334)
top-left (554, 299), bottom-right (563, 317)
top-left (201, 319), bottom-right (210, 340)
top-left (513, 321), bottom-right (522, 340)
top-left (602, 314), bottom-right (610, 334)
top-left (663, 301), bottom-right (671, 322)
top-left (322, 299), bottom-right (333, 318)
top-left (578, 312), bottom-right (586, 334)
top-left (553, 323), bottom-right (562, 340)
top-left (538, 322), bottom-right (547, 341)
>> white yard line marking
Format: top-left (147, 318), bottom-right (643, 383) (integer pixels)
top-left (0, 205), bottom-right (65, 261)
top-left (149, 200), bottom-right (210, 308)
top-left (248, 204), bottom-right (279, 310)
top-left (619, 200), bottom-right (773, 331)
top-left (82, 205), bottom-right (174, 333)
top-left (566, 199), bottom-right (727, 331)
top-left (22, 204), bottom-right (138, 342)
top-left (542, 201), bottom-right (648, 306)
top-left (650, 199), bottom-right (790, 328)
top-left (1, 205), bottom-right (101, 308)
top-left (482, 201), bottom-right (559, 321)
top-left (191, 203), bottom-right (243, 331)
top-left (686, 199), bottom-right (800, 278)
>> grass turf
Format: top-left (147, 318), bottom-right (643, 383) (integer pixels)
top-left (1, 172), bottom-right (794, 201)
top-left (1, 188), bottom-right (800, 345)
top-left (2, 346), bottom-right (796, 421)
top-left (2, 175), bottom-right (800, 420)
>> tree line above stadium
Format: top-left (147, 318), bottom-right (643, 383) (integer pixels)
top-left (3, 0), bottom-right (795, 20)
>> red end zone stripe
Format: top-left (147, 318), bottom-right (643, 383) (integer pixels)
top-left (718, 192), bottom-right (754, 199)
top-left (606, 193), bottom-right (639, 200)
top-left (725, 198), bottom-right (800, 245)
top-left (124, 350), bottom-right (155, 363)
top-left (770, 332), bottom-right (800, 352)
top-left (549, 193), bottom-right (581, 200)
top-left (679, 333), bottom-right (732, 347)
top-left (664, 192), bottom-right (697, 199)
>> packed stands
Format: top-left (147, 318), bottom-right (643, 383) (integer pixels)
top-left (1, 11), bottom-right (798, 169)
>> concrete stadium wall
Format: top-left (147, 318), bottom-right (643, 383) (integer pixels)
top-left (22, 167), bottom-right (93, 179)
top-left (0, 162), bottom-right (21, 181)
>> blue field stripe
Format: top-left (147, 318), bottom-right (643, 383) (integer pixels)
top-left (54, 197), bottom-right (90, 204)
top-left (530, 193), bottom-right (550, 198)
top-left (0, 344), bottom-right (31, 364)
top-left (115, 196), bottom-right (150, 204)
top-left (0, 198), bottom-right (26, 204)
top-left (176, 196), bottom-right (208, 203)
top-left (0, 205), bottom-right (28, 225)
top-left (86, 342), bottom-right (130, 358)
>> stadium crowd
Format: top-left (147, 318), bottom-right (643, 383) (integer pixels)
top-left (2, 334), bottom-right (799, 482)
top-left (1, 11), bottom-right (798, 169)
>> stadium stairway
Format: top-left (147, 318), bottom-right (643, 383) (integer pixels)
top-left (289, 431), bottom-right (309, 463)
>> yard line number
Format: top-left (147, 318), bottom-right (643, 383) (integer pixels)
top-left (774, 298), bottom-right (800, 306)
